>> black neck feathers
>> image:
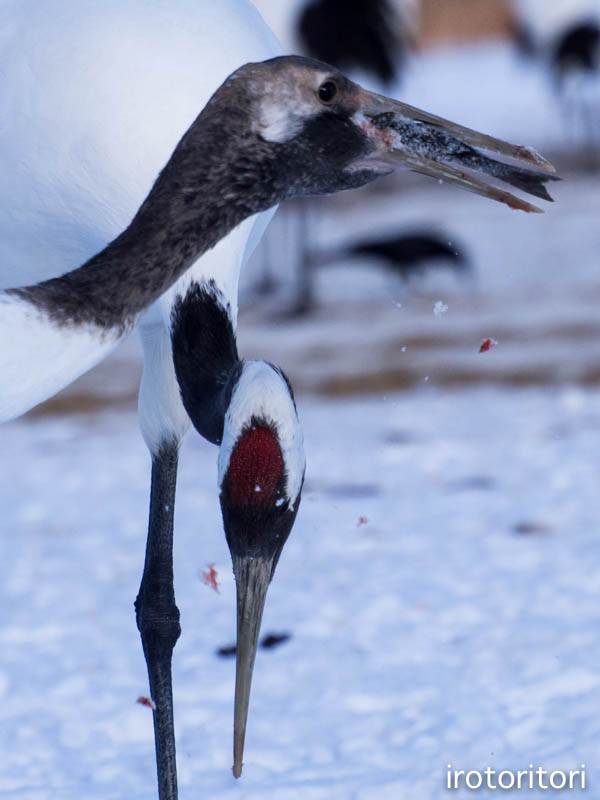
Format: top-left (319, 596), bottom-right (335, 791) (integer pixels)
top-left (170, 281), bottom-right (241, 445)
top-left (6, 58), bottom-right (378, 331)
top-left (8, 83), bottom-right (281, 331)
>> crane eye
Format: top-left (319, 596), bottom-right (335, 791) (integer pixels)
top-left (318, 80), bottom-right (337, 103)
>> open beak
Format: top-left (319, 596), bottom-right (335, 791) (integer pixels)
top-left (354, 87), bottom-right (560, 213)
top-left (231, 554), bottom-right (273, 779)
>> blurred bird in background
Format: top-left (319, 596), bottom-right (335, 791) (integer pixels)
top-left (511, 0), bottom-right (600, 165)
top-left (252, 0), bottom-right (474, 316)
top-left (297, 0), bottom-right (409, 86)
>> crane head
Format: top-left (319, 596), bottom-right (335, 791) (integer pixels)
top-left (217, 360), bottom-right (304, 779)
top-left (207, 55), bottom-right (559, 212)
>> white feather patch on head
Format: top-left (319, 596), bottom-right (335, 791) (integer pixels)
top-left (218, 360), bottom-right (305, 505)
top-left (253, 70), bottom-right (330, 143)
top-left (255, 94), bottom-right (310, 143)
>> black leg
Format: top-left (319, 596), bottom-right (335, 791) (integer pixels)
top-left (135, 441), bottom-right (181, 800)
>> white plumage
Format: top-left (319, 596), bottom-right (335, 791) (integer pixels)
top-left (218, 360), bottom-right (305, 506)
top-left (0, 0), bottom-right (281, 425)
top-left (0, 293), bottom-right (124, 421)
top-left (0, 0), bottom-right (279, 284)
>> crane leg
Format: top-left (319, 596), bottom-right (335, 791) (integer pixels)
top-left (135, 441), bottom-right (181, 800)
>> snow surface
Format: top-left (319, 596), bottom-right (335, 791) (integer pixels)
top-left (1, 387), bottom-right (600, 799)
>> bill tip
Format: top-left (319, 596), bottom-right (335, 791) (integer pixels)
top-left (232, 762), bottom-right (243, 779)
top-left (517, 145), bottom-right (557, 174)
top-left (505, 199), bottom-right (543, 214)
top-left (525, 204), bottom-right (544, 214)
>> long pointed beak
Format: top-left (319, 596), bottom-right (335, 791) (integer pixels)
top-left (354, 88), bottom-right (560, 213)
top-left (231, 555), bottom-right (273, 779)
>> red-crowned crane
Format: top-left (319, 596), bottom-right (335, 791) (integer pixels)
top-left (141, 279), bottom-right (304, 792)
top-left (0, 2), bottom-right (559, 797)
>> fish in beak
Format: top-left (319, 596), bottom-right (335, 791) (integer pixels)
top-left (353, 86), bottom-right (559, 212)
top-left (240, 56), bottom-right (558, 210)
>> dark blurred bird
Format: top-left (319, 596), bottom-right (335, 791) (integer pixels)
top-left (297, 0), bottom-right (406, 87)
top-left (508, 15), bottom-right (538, 61)
top-left (290, 230), bottom-right (470, 316)
top-left (349, 232), bottom-right (470, 281)
top-left (282, 0), bottom-right (409, 309)
top-left (551, 20), bottom-right (600, 84)
top-left (508, 10), bottom-right (599, 164)
top-left (549, 19), bottom-right (600, 165)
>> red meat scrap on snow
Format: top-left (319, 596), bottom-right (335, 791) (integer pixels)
top-left (201, 563), bottom-right (220, 593)
top-left (479, 337), bottom-right (498, 353)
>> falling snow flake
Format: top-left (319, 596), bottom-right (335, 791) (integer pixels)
top-left (201, 564), bottom-right (219, 593)
top-left (434, 301), bottom-right (448, 317)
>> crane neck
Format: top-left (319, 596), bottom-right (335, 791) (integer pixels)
top-left (170, 281), bottom-right (241, 445)
top-left (7, 97), bottom-right (279, 332)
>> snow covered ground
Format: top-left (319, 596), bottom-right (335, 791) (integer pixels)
top-left (2, 387), bottom-right (600, 799)
top-left (2, 8), bottom-right (599, 799)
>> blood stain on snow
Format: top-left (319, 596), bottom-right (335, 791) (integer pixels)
top-left (357, 516), bottom-right (369, 527)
